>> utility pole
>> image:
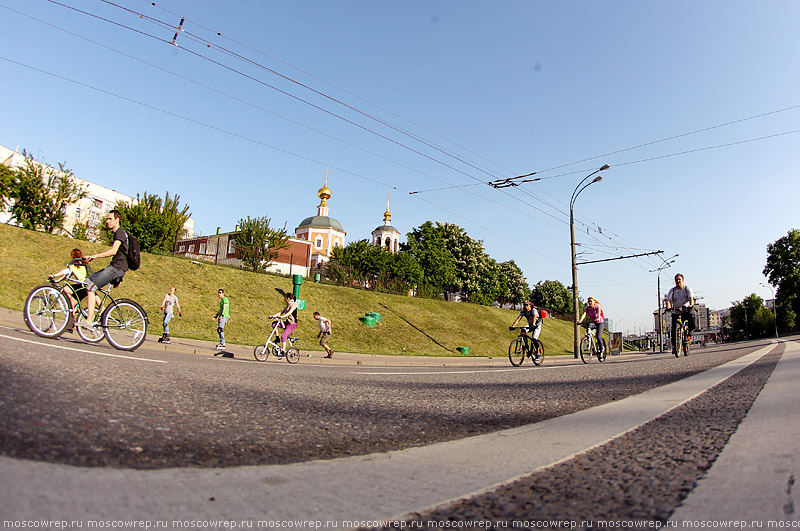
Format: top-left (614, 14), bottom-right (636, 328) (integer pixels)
top-left (651, 254), bottom-right (678, 353)
top-left (570, 165), bottom-right (608, 358)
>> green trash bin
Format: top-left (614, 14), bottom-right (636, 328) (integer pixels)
top-left (314, 273), bottom-right (321, 283)
top-left (359, 315), bottom-right (376, 327)
top-left (366, 312), bottom-right (382, 324)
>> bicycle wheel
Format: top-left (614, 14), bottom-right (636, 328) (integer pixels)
top-left (508, 337), bottom-right (525, 366)
top-left (682, 324), bottom-right (690, 356)
top-left (285, 347), bottom-right (300, 364)
top-left (597, 339), bottom-right (607, 362)
top-left (530, 339), bottom-right (545, 366)
top-left (24, 285), bottom-right (71, 339)
top-left (102, 299), bottom-right (148, 351)
top-left (254, 344), bottom-right (270, 362)
top-left (76, 314), bottom-right (105, 343)
top-left (579, 335), bottom-right (593, 364)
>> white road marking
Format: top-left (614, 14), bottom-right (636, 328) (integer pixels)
top-left (0, 333), bottom-right (166, 363)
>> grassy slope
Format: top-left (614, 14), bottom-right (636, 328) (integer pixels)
top-left (0, 223), bottom-right (575, 356)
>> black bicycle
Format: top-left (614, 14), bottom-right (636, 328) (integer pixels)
top-left (508, 326), bottom-right (544, 367)
top-left (24, 264), bottom-right (149, 351)
top-left (670, 308), bottom-right (691, 357)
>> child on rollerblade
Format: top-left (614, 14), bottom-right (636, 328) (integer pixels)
top-left (158, 286), bottom-right (182, 344)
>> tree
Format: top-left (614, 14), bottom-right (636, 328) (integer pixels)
top-left (113, 192), bottom-right (191, 254)
top-left (531, 280), bottom-right (572, 314)
top-left (327, 240), bottom-right (422, 295)
top-left (764, 229), bottom-right (800, 332)
top-left (403, 222), bottom-right (457, 299)
top-left (71, 220), bottom-right (91, 241)
top-left (234, 215), bottom-right (290, 273)
top-left (0, 163), bottom-right (15, 211)
top-left (730, 293), bottom-right (773, 340)
top-left (434, 222), bottom-right (486, 298)
top-left (385, 251), bottom-right (423, 294)
top-left (4, 153), bottom-right (86, 234)
top-left (497, 260), bottom-right (530, 307)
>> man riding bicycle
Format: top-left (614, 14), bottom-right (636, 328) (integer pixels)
top-left (510, 301), bottom-right (542, 340)
top-left (665, 273), bottom-right (696, 355)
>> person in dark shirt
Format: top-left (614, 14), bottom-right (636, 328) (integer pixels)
top-left (77, 209), bottom-right (129, 329)
top-left (510, 301), bottom-right (542, 340)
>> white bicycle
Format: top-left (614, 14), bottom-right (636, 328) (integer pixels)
top-left (253, 318), bottom-right (300, 363)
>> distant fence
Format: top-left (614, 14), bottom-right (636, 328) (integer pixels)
top-left (177, 252), bottom-right (243, 269)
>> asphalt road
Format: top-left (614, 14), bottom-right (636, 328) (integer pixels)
top-left (2, 318), bottom-right (796, 529)
top-left (0, 320), bottom-right (766, 469)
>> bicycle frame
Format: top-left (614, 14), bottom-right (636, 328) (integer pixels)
top-left (43, 274), bottom-right (112, 328)
top-left (254, 318), bottom-right (300, 363)
top-left (263, 319), bottom-right (287, 352)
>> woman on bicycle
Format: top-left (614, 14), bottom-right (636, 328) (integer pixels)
top-left (270, 293), bottom-right (298, 355)
top-left (578, 297), bottom-right (606, 352)
top-left (48, 248), bottom-right (91, 331)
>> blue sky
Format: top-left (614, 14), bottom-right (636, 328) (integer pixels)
top-left (2, 0), bottom-right (798, 334)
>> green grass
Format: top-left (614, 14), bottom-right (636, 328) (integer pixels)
top-left (0, 223), bottom-right (577, 356)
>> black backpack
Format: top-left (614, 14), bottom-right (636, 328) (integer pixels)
top-left (125, 232), bottom-right (141, 271)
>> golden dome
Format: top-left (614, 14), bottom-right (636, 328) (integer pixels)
top-left (383, 193), bottom-right (391, 222)
top-left (318, 170), bottom-right (332, 204)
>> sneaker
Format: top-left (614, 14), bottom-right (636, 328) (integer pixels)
top-left (324, 352), bottom-right (333, 359)
top-left (76, 318), bottom-right (96, 330)
top-left (215, 344), bottom-right (226, 350)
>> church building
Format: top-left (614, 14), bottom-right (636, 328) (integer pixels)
top-left (371, 193), bottom-right (401, 253)
top-left (294, 171), bottom-right (346, 267)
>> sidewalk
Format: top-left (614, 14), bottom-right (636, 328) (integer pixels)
top-left (670, 338), bottom-right (800, 523)
top-left (0, 306), bottom-right (527, 367)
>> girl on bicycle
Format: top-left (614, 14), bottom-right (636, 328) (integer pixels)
top-left (48, 248), bottom-right (91, 332)
top-left (270, 293), bottom-right (298, 355)
top-left (579, 297), bottom-right (606, 352)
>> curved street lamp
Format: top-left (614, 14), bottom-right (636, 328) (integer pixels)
top-left (760, 282), bottom-right (779, 338)
top-left (650, 254), bottom-right (678, 352)
top-left (570, 164), bottom-right (608, 358)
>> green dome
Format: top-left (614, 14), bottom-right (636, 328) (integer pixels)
top-left (374, 224), bottom-right (399, 233)
top-left (297, 215), bottom-right (344, 232)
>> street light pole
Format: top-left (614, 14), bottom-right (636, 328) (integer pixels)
top-left (570, 164), bottom-right (608, 359)
top-left (760, 282), bottom-right (779, 338)
top-left (650, 254), bottom-right (678, 353)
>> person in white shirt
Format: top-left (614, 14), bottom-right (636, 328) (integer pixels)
top-left (313, 311), bottom-right (334, 358)
top-left (665, 273), bottom-right (696, 355)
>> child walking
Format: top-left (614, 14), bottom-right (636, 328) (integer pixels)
top-left (313, 311), bottom-right (334, 358)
